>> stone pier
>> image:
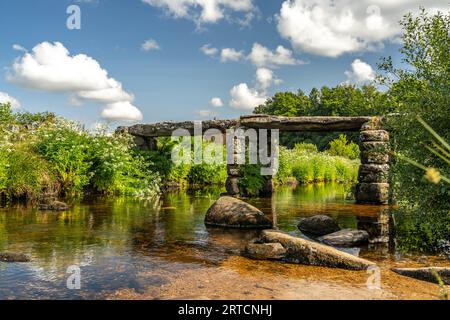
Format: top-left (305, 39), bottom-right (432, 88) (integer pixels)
top-left (355, 119), bottom-right (390, 204)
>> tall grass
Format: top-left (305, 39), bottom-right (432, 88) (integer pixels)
top-left (276, 143), bottom-right (359, 185)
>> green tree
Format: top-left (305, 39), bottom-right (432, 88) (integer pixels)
top-left (379, 9), bottom-right (450, 252)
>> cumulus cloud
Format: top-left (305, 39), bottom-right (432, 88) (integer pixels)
top-left (141, 39), bottom-right (161, 51)
top-left (230, 83), bottom-right (266, 111)
top-left (8, 42), bottom-right (142, 121)
top-left (255, 67), bottom-right (282, 90)
top-left (210, 97), bottom-right (224, 107)
top-left (100, 102), bottom-right (143, 121)
top-left (345, 59), bottom-right (375, 84)
top-left (277, 0), bottom-right (449, 57)
top-left (0, 91), bottom-right (21, 109)
top-left (248, 43), bottom-right (304, 68)
top-left (200, 44), bottom-right (219, 56)
top-left (142, 0), bottom-right (255, 25)
top-left (220, 48), bottom-right (244, 62)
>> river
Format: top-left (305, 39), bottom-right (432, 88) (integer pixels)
top-left (0, 184), bottom-right (448, 300)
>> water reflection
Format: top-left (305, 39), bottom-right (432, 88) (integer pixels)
top-left (0, 184), bottom-right (444, 299)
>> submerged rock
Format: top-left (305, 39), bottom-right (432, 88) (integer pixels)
top-left (243, 243), bottom-right (286, 260)
top-left (0, 252), bottom-right (30, 263)
top-left (319, 229), bottom-right (369, 247)
top-left (38, 201), bottom-right (69, 211)
top-left (260, 230), bottom-right (375, 270)
top-left (297, 215), bottom-right (340, 236)
top-left (392, 267), bottom-right (450, 285)
top-left (205, 196), bottom-right (272, 229)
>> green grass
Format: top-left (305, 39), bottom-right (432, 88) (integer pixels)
top-left (276, 144), bottom-right (360, 185)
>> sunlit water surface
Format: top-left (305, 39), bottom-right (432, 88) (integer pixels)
top-left (0, 184), bottom-right (448, 300)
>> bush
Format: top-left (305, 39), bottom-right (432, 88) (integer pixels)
top-left (188, 163), bottom-right (227, 186)
top-left (0, 104), bottom-right (161, 200)
top-left (145, 138), bottom-right (227, 187)
top-left (35, 120), bottom-right (92, 195)
top-left (239, 164), bottom-right (265, 196)
top-left (327, 134), bottom-right (360, 160)
top-left (5, 146), bottom-right (55, 199)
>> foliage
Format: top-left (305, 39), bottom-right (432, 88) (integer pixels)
top-left (254, 85), bottom-right (394, 149)
top-left (0, 103), bottom-right (160, 200)
top-left (239, 164), bottom-right (265, 196)
top-left (254, 85), bottom-right (393, 117)
top-left (378, 9), bottom-right (450, 252)
top-left (275, 144), bottom-right (359, 185)
top-left (145, 137), bottom-right (227, 187)
top-left (188, 163), bottom-right (227, 186)
top-left (327, 134), bottom-right (360, 160)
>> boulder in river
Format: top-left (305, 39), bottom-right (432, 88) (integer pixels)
top-left (38, 201), bottom-right (69, 211)
top-left (297, 215), bottom-right (340, 236)
top-left (243, 243), bottom-right (286, 260)
top-left (205, 196), bottom-right (272, 229)
top-left (392, 267), bottom-right (450, 285)
top-left (0, 252), bottom-right (30, 263)
top-left (260, 230), bottom-right (375, 270)
top-left (319, 229), bottom-right (369, 247)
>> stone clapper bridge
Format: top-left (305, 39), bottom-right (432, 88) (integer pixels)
top-left (118, 115), bottom-right (391, 205)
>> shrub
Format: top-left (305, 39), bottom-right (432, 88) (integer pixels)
top-left (5, 146), bottom-right (55, 199)
top-left (327, 134), bottom-right (360, 160)
top-left (188, 163), bottom-right (227, 186)
top-left (35, 120), bottom-right (93, 195)
top-left (239, 164), bottom-right (265, 196)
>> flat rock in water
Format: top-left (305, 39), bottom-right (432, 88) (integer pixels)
top-left (260, 230), bottom-right (375, 270)
top-left (0, 252), bottom-right (30, 263)
top-left (243, 243), bottom-right (286, 260)
top-left (319, 229), bottom-right (369, 247)
top-left (205, 196), bottom-right (272, 229)
top-left (38, 201), bottom-right (69, 211)
top-left (392, 267), bottom-right (450, 285)
top-left (297, 215), bottom-right (340, 236)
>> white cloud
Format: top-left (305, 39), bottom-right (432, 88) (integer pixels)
top-left (200, 44), bottom-right (218, 56)
top-left (8, 42), bottom-right (142, 121)
top-left (345, 59), bottom-right (375, 83)
top-left (0, 91), bottom-right (21, 109)
top-left (100, 102), bottom-right (143, 121)
top-left (141, 39), bottom-right (161, 51)
top-left (277, 0), bottom-right (449, 57)
top-left (12, 44), bottom-right (27, 52)
top-left (142, 0), bottom-right (255, 25)
top-left (210, 97), bottom-right (224, 107)
top-left (220, 48), bottom-right (244, 62)
top-left (256, 67), bottom-right (282, 90)
top-left (230, 83), bottom-right (266, 111)
top-left (248, 43), bottom-right (304, 68)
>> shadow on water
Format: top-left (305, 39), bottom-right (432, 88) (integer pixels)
top-left (0, 184), bottom-right (447, 299)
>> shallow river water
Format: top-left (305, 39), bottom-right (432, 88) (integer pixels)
top-left (0, 184), bottom-right (448, 300)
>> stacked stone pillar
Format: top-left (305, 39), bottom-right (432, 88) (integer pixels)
top-left (225, 128), bottom-right (275, 197)
top-left (225, 129), bottom-right (244, 196)
top-left (355, 120), bottom-right (390, 204)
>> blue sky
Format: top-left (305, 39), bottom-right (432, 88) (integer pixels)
top-left (0, 0), bottom-right (447, 127)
